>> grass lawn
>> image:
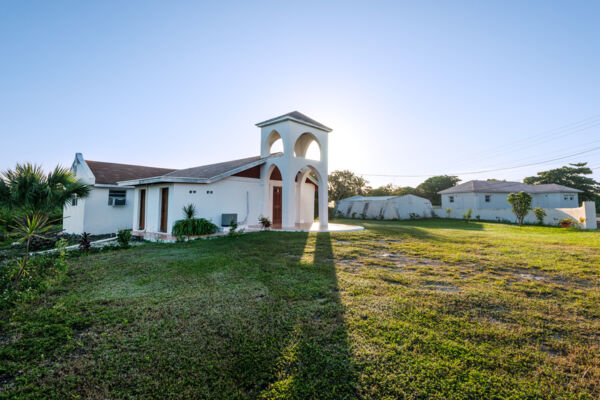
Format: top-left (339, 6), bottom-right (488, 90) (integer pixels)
top-left (1, 219), bottom-right (599, 399)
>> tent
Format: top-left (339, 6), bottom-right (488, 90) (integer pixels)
top-left (335, 195), bottom-right (433, 220)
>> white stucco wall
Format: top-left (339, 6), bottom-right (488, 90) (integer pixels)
top-left (133, 177), bottom-right (265, 235)
top-left (63, 198), bottom-right (85, 234)
top-left (438, 201), bottom-right (597, 229)
top-left (132, 175), bottom-right (317, 235)
top-left (62, 186), bottom-right (135, 234)
top-left (441, 192), bottom-right (579, 211)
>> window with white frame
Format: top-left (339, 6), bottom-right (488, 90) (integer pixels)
top-left (108, 189), bottom-right (127, 206)
top-left (71, 197), bottom-right (78, 206)
top-left (449, 196), bottom-right (454, 203)
top-left (485, 195), bottom-right (491, 203)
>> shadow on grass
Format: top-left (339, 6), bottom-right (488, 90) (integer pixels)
top-left (254, 232), bottom-right (358, 398)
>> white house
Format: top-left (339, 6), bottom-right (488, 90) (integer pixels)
top-left (335, 195), bottom-right (434, 220)
top-left (439, 180), bottom-right (597, 229)
top-left (62, 153), bottom-right (176, 234)
top-left (118, 111), bottom-right (331, 240)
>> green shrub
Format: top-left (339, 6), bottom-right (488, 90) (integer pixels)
top-left (117, 229), bottom-right (132, 248)
top-left (533, 207), bottom-right (546, 225)
top-left (172, 218), bottom-right (218, 238)
top-left (463, 208), bottom-right (472, 223)
top-left (1, 252), bottom-right (68, 310)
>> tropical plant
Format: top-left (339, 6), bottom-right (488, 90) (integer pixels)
top-left (0, 163), bottom-right (90, 216)
top-left (79, 232), bottom-right (91, 253)
top-left (533, 207), bottom-right (546, 225)
top-left (507, 192), bottom-right (532, 226)
top-left (446, 208), bottom-right (451, 217)
top-left (9, 213), bottom-right (58, 290)
top-left (117, 229), bottom-right (132, 248)
top-left (258, 216), bottom-right (271, 230)
top-left (463, 208), bottom-right (472, 223)
top-left (183, 204), bottom-right (197, 219)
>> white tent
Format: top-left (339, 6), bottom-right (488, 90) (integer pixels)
top-left (335, 195), bottom-right (433, 220)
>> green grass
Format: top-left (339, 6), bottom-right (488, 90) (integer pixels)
top-left (1, 219), bottom-right (599, 399)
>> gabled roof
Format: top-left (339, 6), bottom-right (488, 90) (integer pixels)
top-left (118, 155), bottom-right (270, 185)
top-left (85, 160), bottom-right (176, 185)
top-left (439, 180), bottom-right (582, 194)
top-left (164, 156), bottom-right (262, 180)
top-left (256, 111), bottom-right (332, 132)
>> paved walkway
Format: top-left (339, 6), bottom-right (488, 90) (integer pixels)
top-left (247, 222), bottom-right (364, 233)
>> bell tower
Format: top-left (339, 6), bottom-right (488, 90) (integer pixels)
top-left (256, 111), bottom-right (332, 229)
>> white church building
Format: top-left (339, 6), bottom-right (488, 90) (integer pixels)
top-left (65, 111), bottom-right (337, 238)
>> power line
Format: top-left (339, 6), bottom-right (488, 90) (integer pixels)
top-left (444, 113), bottom-right (600, 169)
top-left (359, 145), bottom-right (600, 179)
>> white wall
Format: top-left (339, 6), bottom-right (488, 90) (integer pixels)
top-left (438, 201), bottom-right (597, 229)
top-left (441, 192), bottom-right (579, 210)
top-left (134, 177), bottom-right (266, 235)
top-left (63, 198), bottom-right (85, 234)
top-left (63, 186), bottom-right (135, 234)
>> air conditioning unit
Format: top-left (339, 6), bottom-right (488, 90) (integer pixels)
top-left (221, 213), bottom-right (237, 227)
top-left (113, 198), bottom-right (126, 206)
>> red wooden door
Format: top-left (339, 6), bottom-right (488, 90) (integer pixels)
top-left (272, 186), bottom-right (282, 226)
top-left (160, 188), bottom-right (169, 233)
top-left (139, 189), bottom-right (146, 230)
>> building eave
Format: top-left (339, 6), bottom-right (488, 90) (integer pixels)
top-left (256, 116), bottom-right (332, 132)
top-left (117, 158), bottom-right (268, 186)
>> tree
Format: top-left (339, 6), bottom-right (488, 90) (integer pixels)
top-left (367, 184), bottom-right (397, 197)
top-left (507, 192), bottom-right (532, 226)
top-left (0, 163), bottom-right (90, 216)
top-left (524, 162), bottom-right (600, 209)
top-left (328, 170), bottom-right (369, 202)
top-left (416, 175), bottom-right (460, 206)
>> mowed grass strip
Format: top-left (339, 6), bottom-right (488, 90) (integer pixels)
top-left (1, 219), bottom-right (599, 399)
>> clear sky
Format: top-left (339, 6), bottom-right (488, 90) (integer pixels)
top-left (1, 1), bottom-right (599, 188)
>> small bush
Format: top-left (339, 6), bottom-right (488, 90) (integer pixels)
top-left (117, 229), bottom-right (132, 248)
top-left (463, 208), bottom-right (472, 223)
top-left (558, 218), bottom-right (575, 228)
top-left (533, 207), bottom-right (546, 225)
top-left (258, 216), bottom-right (271, 230)
top-left (228, 220), bottom-right (243, 237)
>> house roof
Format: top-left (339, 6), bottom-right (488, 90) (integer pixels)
top-left (85, 160), bottom-right (176, 185)
top-left (438, 180), bottom-right (582, 194)
top-left (255, 111), bottom-right (332, 132)
top-left (118, 155), bottom-right (270, 185)
top-left (164, 156), bottom-right (263, 180)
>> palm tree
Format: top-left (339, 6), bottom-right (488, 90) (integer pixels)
top-left (0, 163), bottom-right (90, 216)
